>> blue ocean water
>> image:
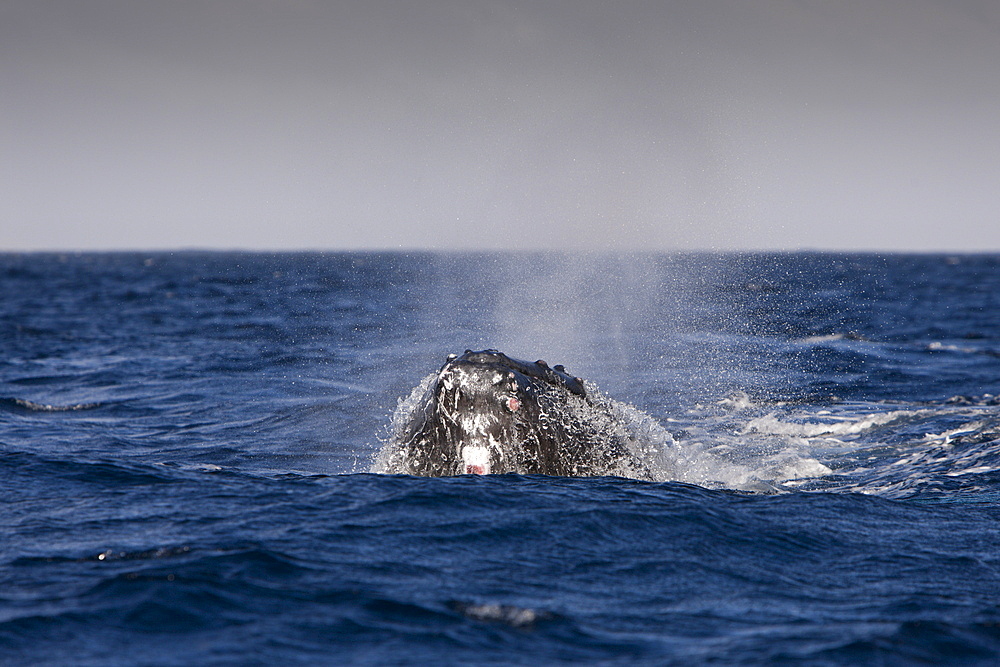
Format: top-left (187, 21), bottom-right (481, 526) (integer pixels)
top-left (2, 251), bottom-right (1000, 665)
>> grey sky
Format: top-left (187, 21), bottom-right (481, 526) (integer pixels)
top-left (2, 1), bottom-right (999, 251)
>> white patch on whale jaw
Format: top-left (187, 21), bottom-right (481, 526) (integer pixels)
top-left (461, 445), bottom-right (491, 475)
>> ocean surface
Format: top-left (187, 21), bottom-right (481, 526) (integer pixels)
top-left (3, 251), bottom-right (1000, 665)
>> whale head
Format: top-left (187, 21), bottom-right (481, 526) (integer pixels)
top-left (435, 351), bottom-right (536, 474)
top-left (395, 349), bottom-right (587, 476)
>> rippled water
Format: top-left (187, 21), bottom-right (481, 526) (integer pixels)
top-left (3, 251), bottom-right (1000, 664)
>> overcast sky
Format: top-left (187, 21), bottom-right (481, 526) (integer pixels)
top-left (2, 1), bottom-right (999, 252)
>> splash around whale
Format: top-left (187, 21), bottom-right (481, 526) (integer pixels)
top-left (372, 349), bottom-right (677, 479)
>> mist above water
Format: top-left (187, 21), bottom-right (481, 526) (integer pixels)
top-left (393, 250), bottom-right (800, 439)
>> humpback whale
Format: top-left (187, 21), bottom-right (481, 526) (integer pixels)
top-left (376, 350), bottom-right (664, 478)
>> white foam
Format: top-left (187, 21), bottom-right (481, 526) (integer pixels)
top-left (587, 387), bottom-right (779, 490)
top-left (454, 603), bottom-right (542, 628)
top-left (718, 391), bottom-right (757, 411)
top-left (798, 333), bottom-right (848, 344)
top-left (370, 372), bottom-right (437, 474)
top-left (927, 341), bottom-right (980, 354)
top-left (774, 457), bottom-right (833, 480)
top-left (742, 409), bottom-right (926, 438)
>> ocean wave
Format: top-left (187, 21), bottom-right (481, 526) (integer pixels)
top-left (10, 545), bottom-right (195, 568)
top-left (3, 467), bottom-right (999, 664)
top-left (1, 450), bottom-right (181, 487)
top-left (733, 399), bottom-right (1000, 497)
top-left (0, 397), bottom-right (103, 413)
